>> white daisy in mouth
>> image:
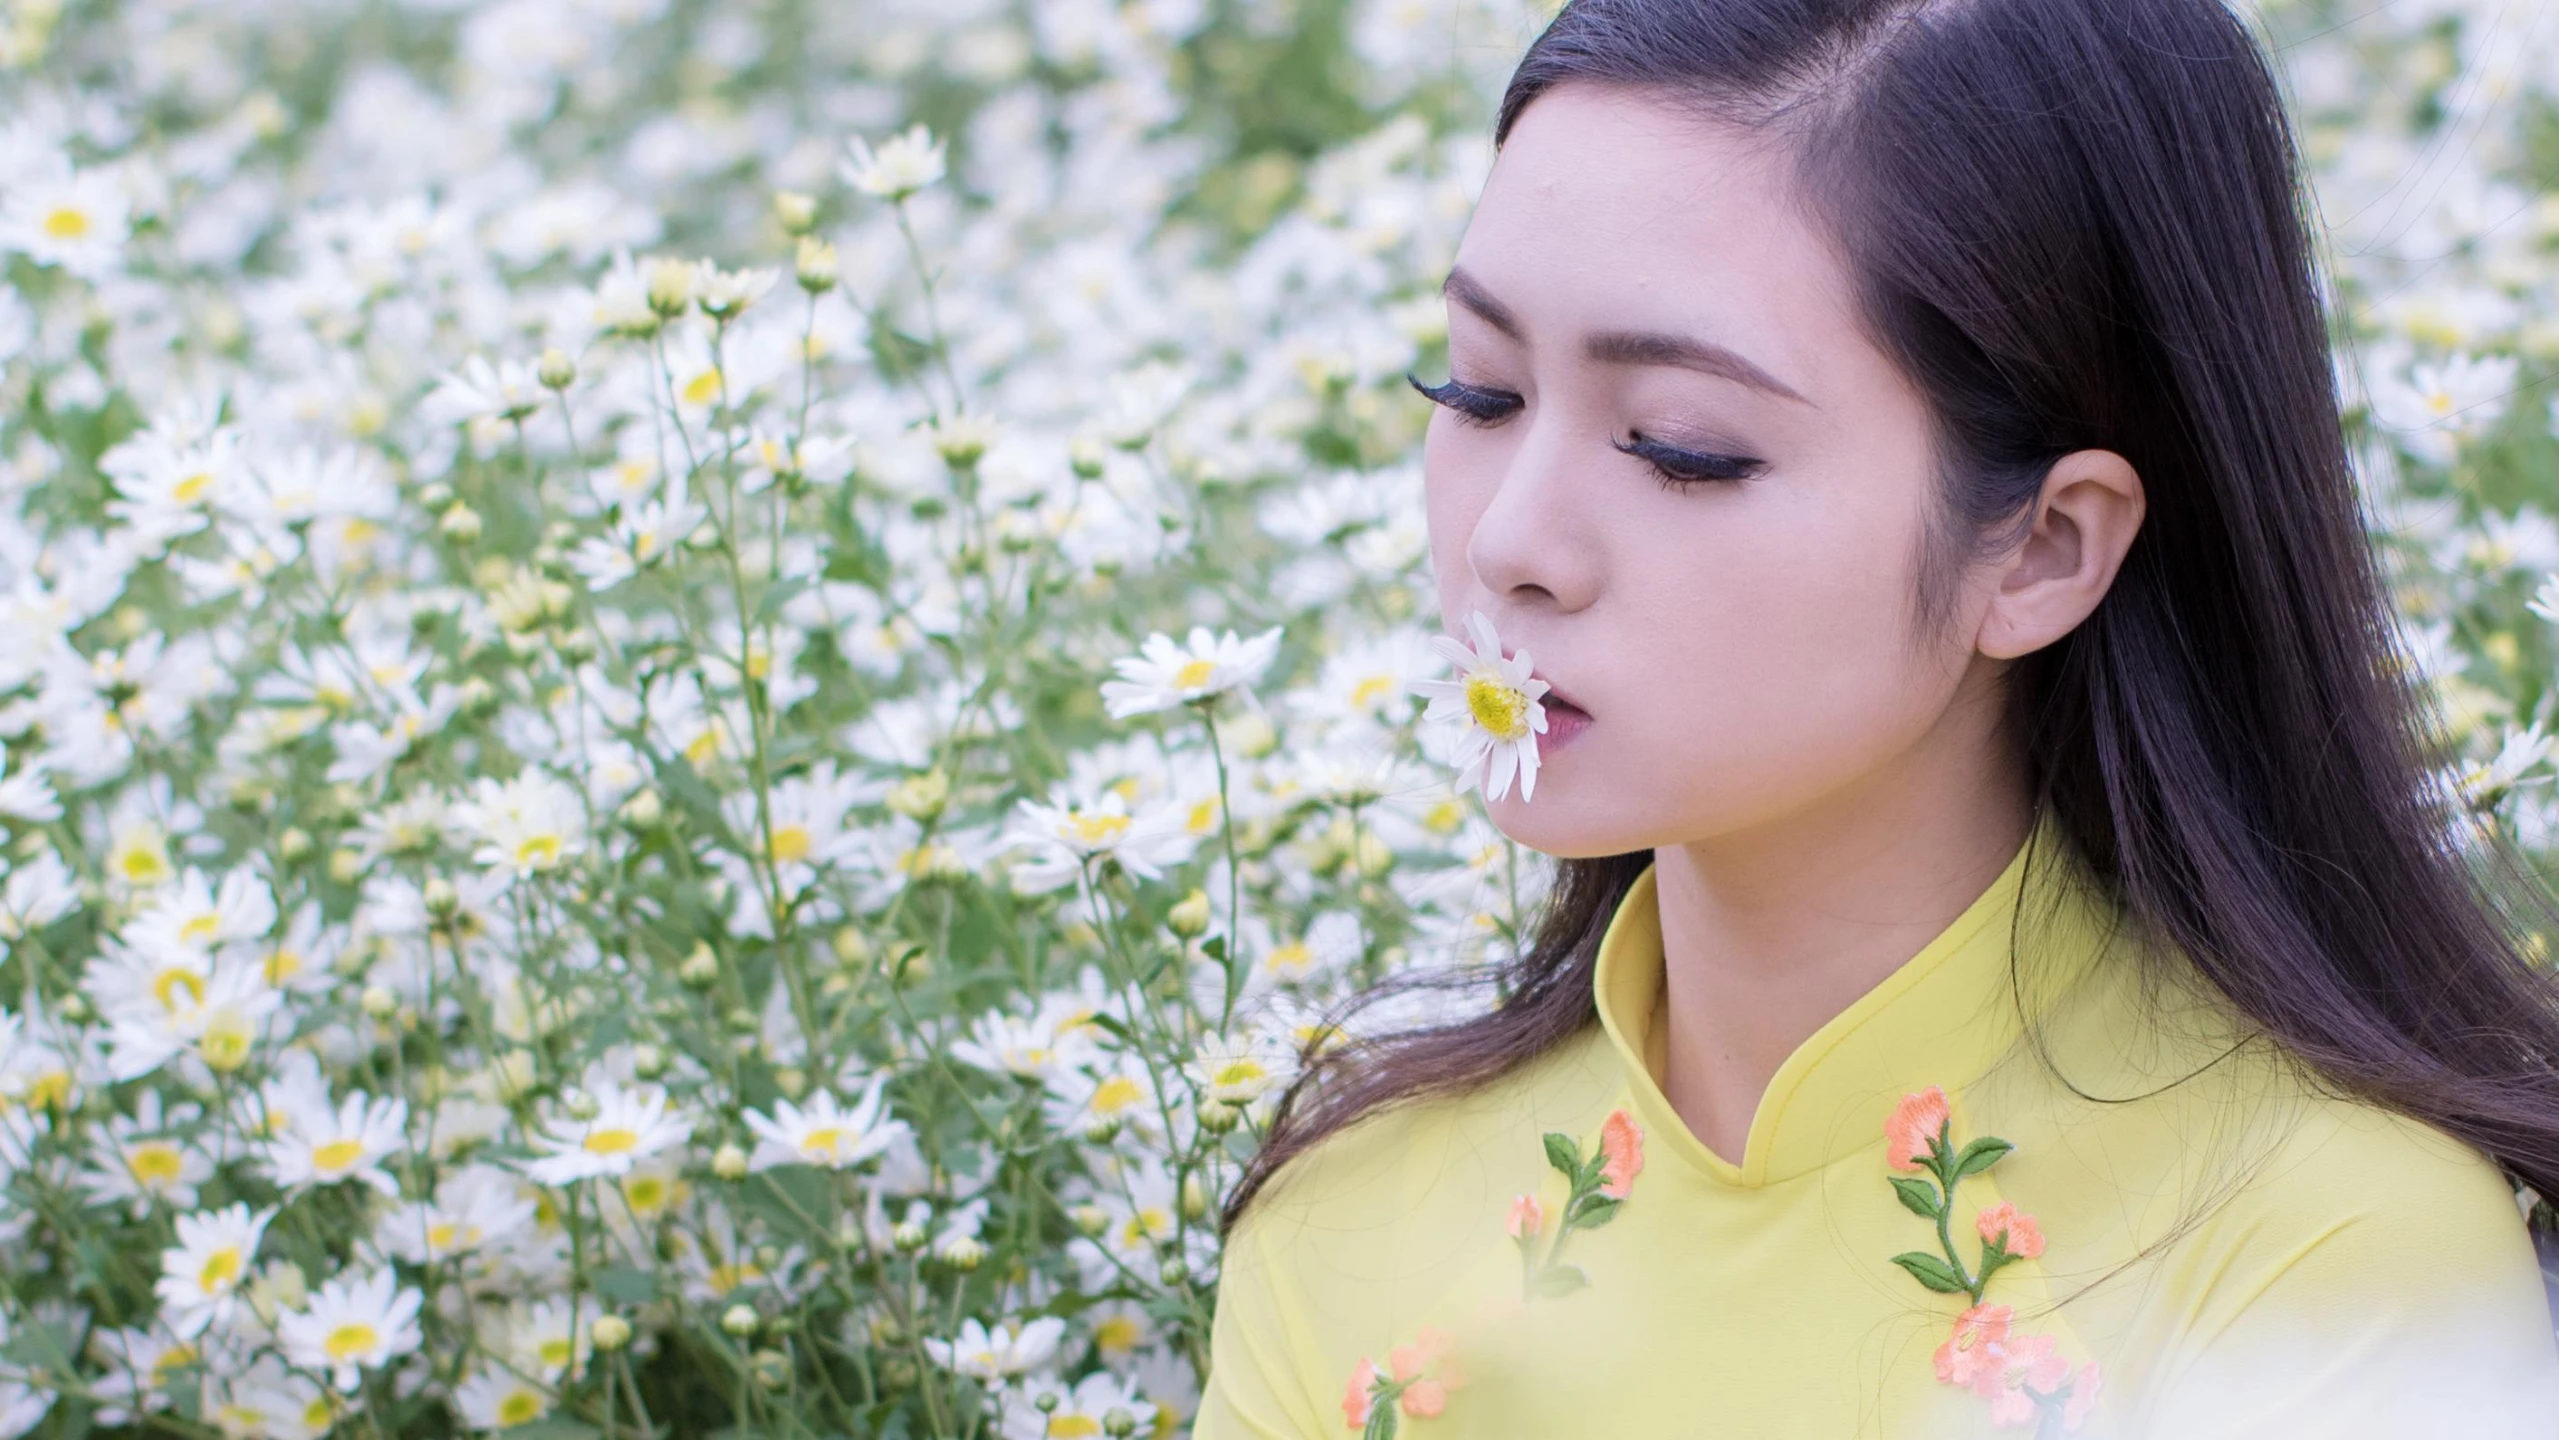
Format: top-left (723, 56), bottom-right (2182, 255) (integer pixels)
top-left (1413, 610), bottom-right (1552, 803)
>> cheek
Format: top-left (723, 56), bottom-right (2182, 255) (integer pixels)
top-left (1421, 420), bottom-right (1495, 619)
top-left (1591, 493), bottom-right (1963, 829)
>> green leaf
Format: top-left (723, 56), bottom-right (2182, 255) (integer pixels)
top-left (1365, 1400), bottom-right (1399, 1440)
top-left (1889, 1176), bottom-right (1944, 1220)
top-left (1569, 1194), bottom-right (1623, 1230)
top-left (1200, 935), bottom-right (1228, 963)
top-left (1542, 1131), bottom-right (1581, 1177)
top-left (506, 1421), bottom-right (604, 1440)
top-left (590, 1265), bottom-right (659, 1305)
top-left (1529, 1264), bottom-right (1590, 1297)
top-left (1952, 1136), bottom-right (2015, 1179)
top-left (1889, 1251), bottom-right (1971, 1294)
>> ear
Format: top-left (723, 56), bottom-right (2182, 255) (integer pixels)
top-left (1974, 448), bottom-right (2146, 661)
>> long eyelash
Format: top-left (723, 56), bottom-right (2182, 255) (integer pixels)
top-left (1406, 372), bottom-right (1520, 427)
top-left (1614, 433), bottom-right (1764, 490)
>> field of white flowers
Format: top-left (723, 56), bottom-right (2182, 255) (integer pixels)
top-left (0, 0), bottom-right (2553, 1435)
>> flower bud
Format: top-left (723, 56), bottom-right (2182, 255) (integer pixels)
top-left (618, 788), bottom-right (664, 828)
top-left (327, 849), bottom-right (363, 884)
top-left (884, 767), bottom-right (948, 821)
top-left (1166, 889), bottom-right (1212, 939)
top-left (360, 985), bottom-right (398, 1019)
top-left (1197, 1099), bottom-right (1242, 1135)
top-left (720, 1304), bottom-right (760, 1337)
top-left (646, 257), bottom-right (698, 319)
top-left (564, 1089), bottom-right (601, 1122)
top-left (829, 926), bottom-right (872, 966)
top-left (1071, 1205), bottom-right (1109, 1238)
top-left (938, 1235), bottom-right (985, 1272)
top-left (1069, 434), bottom-right (1107, 479)
top-left (277, 827), bottom-right (314, 861)
top-left (438, 501), bottom-right (482, 545)
top-left (795, 235), bottom-right (839, 294)
top-left (537, 347), bottom-right (576, 391)
top-left (892, 1219), bottom-right (929, 1253)
top-left (591, 1315), bottom-right (633, 1351)
top-left (775, 1066), bottom-right (807, 1099)
top-left (1181, 1174), bottom-right (1209, 1221)
top-left (1157, 1257), bottom-right (1188, 1287)
top-left (423, 877), bottom-right (460, 918)
top-left (713, 1143), bottom-right (750, 1180)
top-left (678, 942), bottom-right (720, 989)
top-left (630, 1043), bottom-right (667, 1079)
top-left (1082, 1113), bottom-right (1122, 1145)
top-left (1104, 1408), bottom-right (1138, 1438)
top-left (1035, 1391), bottom-right (1061, 1414)
top-left (773, 190), bottom-right (819, 236)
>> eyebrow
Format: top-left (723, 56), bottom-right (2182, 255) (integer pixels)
top-left (1440, 265), bottom-right (1812, 406)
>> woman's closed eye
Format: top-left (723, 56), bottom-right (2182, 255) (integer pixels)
top-left (1407, 371), bottom-right (1767, 490)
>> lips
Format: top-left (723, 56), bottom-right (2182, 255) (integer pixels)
top-left (1535, 673), bottom-right (1592, 752)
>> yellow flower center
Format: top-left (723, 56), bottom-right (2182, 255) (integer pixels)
top-left (426, 1221), bottom-right (468, 1252)
top-left (1263, 942), bottom-right (1310, 975)
top-left (42, 206), bottom-right (90, 240)
top-left (1186, 798), bottom-right (1219, 834)
top-left (323, 1322), bottom-right (379, 1362)
top-left (539, 1337), bottom-right (574, 1369)
top-left (1065, 812), bottom-right (1131, 847)
top-left (266, 949), bottom-right (303, 985)
top-left (178, 913), bottom-right (220, 945)
top-left (117, 840), bottom-right (171, 884)
top-left (1214, 1059), bottom-right (1267, 1088)
top-left (770, 825), bottom-right (812, 863)
top-left (1351, 674), bottom-right (1397, 710)
top-left (623, 1175), bottom-right (669, 1213)
top-left (199, 1014), bottom-right (255, 1072)
top-left (1093, 1314), bottom-right (1143, 1354)
top-left (1464, 673), bottom-right (1528, 741)
top-left (129, 1142), bottom-right (186, 1185)
top-left (153, 968), bottom-right (205, 1012)
top-left (198, 1247), bottom-right (242, 1291)
top-left (498, 1390), bottom-right (545, 1425)
top-left (514, 834), bottom-right (563, 869)
top-left (1173, 658), bottom-right (1217, 690)
top-left (1049, 1418), bottom-right (1102, 1438)
top-left (1091, 1075), bottom-right (1144, 1115)
top-left (172, 472), bottom-right (216, 505)
top-left (311, 1139), bottom-right (367, 1173)
top-left (680, 368), bottom-right (725, 407)
top-left (152, 1343), bottom-right (200, 1381)
top-left (799, 1126), bottom-right (844, 1158)
top-left (583, 1127), bottom-right (640, 1155)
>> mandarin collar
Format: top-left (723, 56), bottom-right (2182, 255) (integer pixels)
top-left (1589, 809), bottom-right (2116, 1188)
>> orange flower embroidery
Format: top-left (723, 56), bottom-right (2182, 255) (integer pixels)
top-left (1342, 1326), bottom-right (1466, 1436)
top-left (1881, 1087), bottom-right (2099, 1433)
top-left (1517, 1106), bottom-right (1644, 1299)
top-left (1597, 1108), bottom-right (1645, 1199)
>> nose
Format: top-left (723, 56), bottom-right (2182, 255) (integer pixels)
top-left (1463, 417), bottom-right (1602, 616)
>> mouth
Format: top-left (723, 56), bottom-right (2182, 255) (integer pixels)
top-left (1535, 674), bottom-right (1593, 752)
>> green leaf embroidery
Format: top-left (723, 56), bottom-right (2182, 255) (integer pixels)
top-left (1890, 1251), bottom-right (1970, 1294)
top-left (1529, 1264), bottom-right (1590, 1297)
top-left (1951, 1136), bottom-right (2014, 1179)
top-left (1542, 1131), bottom-right (1580, 1178)
top-left (1889, 1175), bottom-right (1943, 1219)
top-left (1569, 1195), bottom-right (1623, 1230)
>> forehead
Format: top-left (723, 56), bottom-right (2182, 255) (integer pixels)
top-left (1455, 84), bottom-right (1859, 376)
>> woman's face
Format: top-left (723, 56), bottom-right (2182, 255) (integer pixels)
top-left (1423, 84), bottom-right (1999, 858)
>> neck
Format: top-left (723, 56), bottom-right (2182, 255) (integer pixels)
top-left (1649, 686), bottom-right (2032, 1167)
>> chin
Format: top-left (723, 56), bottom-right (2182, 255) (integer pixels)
top-left (1483, 790), bottom-right (1655, 861)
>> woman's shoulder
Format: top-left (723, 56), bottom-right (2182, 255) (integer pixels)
top-left (1233, 1020), bottom-right (1621, 1266)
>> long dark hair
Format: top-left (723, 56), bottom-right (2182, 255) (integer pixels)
top-left (1225, 0), bottom-right (2559, 1238)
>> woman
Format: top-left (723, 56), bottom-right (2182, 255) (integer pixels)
top-left (1195, 0), bottom-right (2559, 1436)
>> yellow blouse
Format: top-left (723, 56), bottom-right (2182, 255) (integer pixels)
top-left (1196, 816), bottom-right (2559, 1438)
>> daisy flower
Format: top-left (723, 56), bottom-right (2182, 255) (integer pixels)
top-left (1099, 625), bottom-right (1284, 718)
top-left (260, 1088), bottom-right (409, 1195)
top-left (1412, 610), bottom-right (1551, 803)
top-left (154, 1203), bottom-right (277, 1338)
top-left (743, 1078), bottom-right (912, 1172)
top-left (524, 1079), bottom-right (691, 1186)
top-left (1004, 792), bottom-right (1198, 892)
top-left (454, 1366), bottom-right (551, 1432)
top-left (278, 1267), bottom-right (424, 1393)
top-left (450, 770), bottom-right (591, 882)
top-left (0, 161), bottom-right (130, 280)
top-left (841, 123), bottom-right (947, 200)
top-left (922, 1316), bottom-right (1064, 1381)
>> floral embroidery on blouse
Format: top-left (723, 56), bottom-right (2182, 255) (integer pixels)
top-left (1883, 1086), bottom-right (2102, 1434)
top-left (1510, 1105), bottom-right (1646, 1300)
top-left (1342, 1325), bottom-right (1468, 1437)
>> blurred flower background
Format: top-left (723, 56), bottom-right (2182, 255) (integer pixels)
top-left (0, 0), bottom-right (2552, 1435)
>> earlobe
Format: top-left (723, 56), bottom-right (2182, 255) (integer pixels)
top-left (1973, 449), bottom-right (2145, 661)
